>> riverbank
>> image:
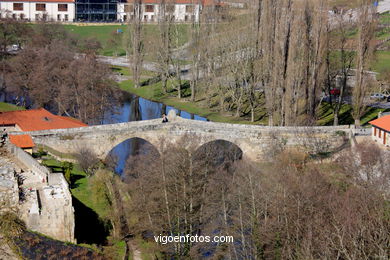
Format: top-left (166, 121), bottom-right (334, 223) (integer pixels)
top-left (117, 72), bottom-right (388, 126)
top-left (0, 102), bottom-right (24, 112)
top-left (117, 72), bottom-right (268, 125)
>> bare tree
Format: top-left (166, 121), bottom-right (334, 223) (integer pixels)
top-left (352, 0), bottom-right (377, 127)
top-left (75, 147), bottom-right (100, 176)
top-left (157, 0), bottom-right (173, 94)
top-left (128, 0), bottom-right (144, 88)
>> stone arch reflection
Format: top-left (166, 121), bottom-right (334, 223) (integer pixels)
top-left (106, 137), bottom-right (160, 175)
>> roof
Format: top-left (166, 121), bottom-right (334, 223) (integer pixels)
top-left (9, 134), bottom-right (35, 148)
top-left (369, 115), bottom-right (390, 132)
top-left (0, 108), bottom-right (87, 132)
top-left (0, 0), bottom-right (74, 2)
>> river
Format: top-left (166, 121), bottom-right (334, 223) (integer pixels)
top-left (103, 94), bottom-right (207, 174)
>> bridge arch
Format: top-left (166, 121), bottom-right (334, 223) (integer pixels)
top-left (192, 139), bottom-right (243, 165)
top-left (105, 137), bottom-right (160, 175)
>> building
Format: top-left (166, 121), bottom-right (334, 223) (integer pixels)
top-left (76, 0), bottom-right (121, 22)
top-left (0, 108), bottom-right (87, 149)
top-left (117, 0), bottom-right (202, 23)
top-left (9, 134), bottom-right (35, 153)
top-left (0, 0), bottom-right (220, 22)
top-left (0, 0), bottom-right (75, 21)
top-left (369, 114), bottom-right (390, 147)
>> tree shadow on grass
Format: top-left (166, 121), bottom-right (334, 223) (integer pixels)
top-left (72, 196), bottom-right (111, 245)
top-left (69, 173), bottom-right (85, 189)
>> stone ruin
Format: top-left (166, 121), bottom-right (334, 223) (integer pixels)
top-left (0, 144), bottom-right (75, 243)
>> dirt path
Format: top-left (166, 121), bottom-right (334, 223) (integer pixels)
top-left (128, 240), bottom-right (142, 260)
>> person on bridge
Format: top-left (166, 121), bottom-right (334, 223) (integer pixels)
top-left (162, 114), bottom-right (169, 123)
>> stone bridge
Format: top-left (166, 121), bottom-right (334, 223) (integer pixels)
top-left (12, 116), bottom-right (353, 162)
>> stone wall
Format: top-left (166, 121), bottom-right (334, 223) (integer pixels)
top-left (6, 143), bottom-right (49, 183)
top-left (4, 143), bottom-right (75, 243)
top-left (0, 158), bottom-right (19, 212)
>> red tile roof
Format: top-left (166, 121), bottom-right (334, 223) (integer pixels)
top-left (9, 134), bottom-right (35, 148)
top-left (369, 115), bottom-right (390, 132)
top-left (0, 108), bottom-right (87, 132)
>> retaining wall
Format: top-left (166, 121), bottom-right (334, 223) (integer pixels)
top-left (6, 143), bottom-right (49, 182)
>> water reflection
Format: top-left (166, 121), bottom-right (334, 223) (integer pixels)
top-left (103, 94), bottom-right (207, 174)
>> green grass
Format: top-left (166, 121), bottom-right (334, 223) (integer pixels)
top-left (36, 145), bottom-right (76, 160)
top-left (317, 102), bottom-right (389, 126)
top-left (379, 11), bottom-right (390, 24)
top-left (0, 102), bottom-right (24, 112)
top-left (372, 51), bottom-right (390, 74)
top-left (137, 238), bottom-right (162, 260)
top-left (41, 155), bottom-right (109, 218)
top-left (119, 79), bottom-right (265, 124)
top-left (111, 65), bottom-right (132, 77)
top-left (70, 171), bottom-right (110, 219)
top-left (111, 240), bottom-right (126, 260)
top-left (111, 65), bottom-right (156, 78)
top-left (64, 24), bottom-right (190, 57)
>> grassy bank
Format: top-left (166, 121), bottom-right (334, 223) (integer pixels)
top-left (64, 24), bottom-right (190, 57)
top-left (317, 102), bottom-right (389, 126)
top-left (0, 102), bottom-right (24, 112)
top-left (117, 69), bottom-right (386, 126)
top-left (118, 78), bottom-right (266, 124)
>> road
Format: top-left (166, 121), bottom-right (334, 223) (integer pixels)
top-left (98, 55), bottom-right (194, 80)
top-left (100, 2), bottom-right (390, 85)
top-left (378, 0), bottom-right (390, 14)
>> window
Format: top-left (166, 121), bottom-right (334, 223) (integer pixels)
top-left (35, 14), bottom-right (40, 20)
top-left (42, 13), bottom-right (47, 20)
top-left (12, 13), bottom-right (16, 19)
top-left (57, 14), bottom-right (61, 21)
top-left (185, 5), bottom-right (193, 13)
top-left (143, 15), bottom-right (147, 21)
top-left (185, 15), bottom-right (188, 21)
top-left (124, 4), bottom-right (133, 12)
top-left (150, 15), bottom-right (154, 21)
top-left (145, 5), bottom-right (154, 12)
top-left (64, 14), bottom-right (68, 21)
top-left (36, 3), bottom-right (46, 11)
top-left (20, 13), bottom-right (24, 19)
top-left (58, 4), bottom-right (67, 12)
top-left (13, 3), bottom-right (23, 11)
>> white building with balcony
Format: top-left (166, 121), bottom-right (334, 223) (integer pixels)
top-left (117, 0), bottom-right (205, 23)
top-left (0, 0), bottom-right (75, 22)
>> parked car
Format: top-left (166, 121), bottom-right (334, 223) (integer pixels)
top-left (370, 93), bottom-right (386, 100)
top-left (330, 88), bottom-right (340, 95)
top-left (387, 96), bottom-right (390, 102)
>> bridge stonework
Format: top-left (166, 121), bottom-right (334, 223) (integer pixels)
top-left (14, 117), bottom-right (352, 162)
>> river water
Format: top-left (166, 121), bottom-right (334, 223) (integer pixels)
top-left (103, 94), bottom-right (207, 174)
